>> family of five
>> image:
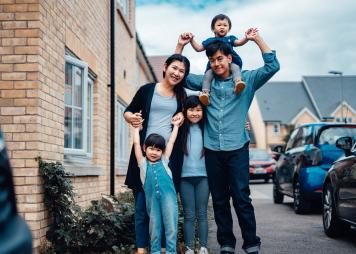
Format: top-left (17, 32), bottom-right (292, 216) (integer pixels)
top-left (124, 14), bottom-right (280, 254)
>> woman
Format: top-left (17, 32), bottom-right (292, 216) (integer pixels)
top-left (124, 54), bottom-right (190, 254)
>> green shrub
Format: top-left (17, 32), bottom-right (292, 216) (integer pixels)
top-left (38, 158), bottom-right (135, 253)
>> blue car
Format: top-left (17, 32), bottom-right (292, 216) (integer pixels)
top-left (272, 123), bottom-right (356, 214)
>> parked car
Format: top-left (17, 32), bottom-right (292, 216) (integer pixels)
top-left (272, 123), bottom-right (356, 214)
top-left (0, 131), bottom-right (32, 253)
top-left (322, 136), bottom-right (356, 237)
top-left (249, 148), bottom-right (275, 182)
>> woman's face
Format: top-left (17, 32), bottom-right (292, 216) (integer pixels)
top-left (164, 60), bottom-right (186, 86)
top-left (186, 105), bottom-right (203, 124)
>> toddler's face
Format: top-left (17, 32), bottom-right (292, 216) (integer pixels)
top-left (145, 146), bottom-right (163, 162)
top-left (187, 105), bottom-right (203, 124)
top-left (213, 18), bottom-right (230, 37)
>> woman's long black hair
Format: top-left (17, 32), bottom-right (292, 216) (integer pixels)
top-left (181, 96), bottom-right (205, 156)
top-left (163, 54), bottom-right (190, 106)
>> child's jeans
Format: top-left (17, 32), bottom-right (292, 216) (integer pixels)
top-left (144, 161), bottom-right (178, 254)
top-left (180, 176), bottom-right (209, 250)
top-left (202, 63), bottom-right (242, 92)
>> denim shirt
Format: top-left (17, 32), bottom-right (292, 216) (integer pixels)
top-left (185, 51), bottom-right (280, 151)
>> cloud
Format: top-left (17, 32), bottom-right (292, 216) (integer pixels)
top-left (136, 0), bottom-right (356, 81)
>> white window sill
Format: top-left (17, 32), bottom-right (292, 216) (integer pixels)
top-left (64, 155), bottom-right (103, 176)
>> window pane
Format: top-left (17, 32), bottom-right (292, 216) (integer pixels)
top-left (65, 64), bottom-right (72, 105)
top-left (73, 108), bottom-right (83, 149)
top-left (87, 81), bottom-right (92, 153)
top-left (64, 107), bottom-right (72, 148)
top-left (73, 66), bottom-right (83, 107)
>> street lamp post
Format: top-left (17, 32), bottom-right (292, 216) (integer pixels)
top-left (328, 70), bottom-right (344, 122)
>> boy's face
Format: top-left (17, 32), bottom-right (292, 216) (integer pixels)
top-left (144, 145), bottom-right (163, 162)
top-left (213, 18), bottom-right (230, 37)
top-left (208, 50), bottom-right (232, 79)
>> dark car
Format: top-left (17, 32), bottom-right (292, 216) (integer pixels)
top-left (249, 148), bottom-right (275, 183)
top-left (322, 136), bottom-right (356, 237)
top-left (0, 131), bottom-right (32, 254)
top-left (272, 123), bottom-right (356, 214)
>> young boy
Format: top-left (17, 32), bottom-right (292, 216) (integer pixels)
top-left (188, 14), bottom-right (257, 106)
top-left (133, 117), bottom-right (181, 254)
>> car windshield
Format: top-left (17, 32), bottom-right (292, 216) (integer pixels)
top-left (319, 126), bottom-right (356, 145)
top-left (250, 150), bottom-right (271, 161)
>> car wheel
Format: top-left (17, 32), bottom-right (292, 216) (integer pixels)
top-left (273, 180), bottom-right (284, 204)
top-left (322, 183), bottom-right (349, 237)
top-left (293, 179), bottom-right (311, 214)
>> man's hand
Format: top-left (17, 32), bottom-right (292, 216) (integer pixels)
top-left (245, 27), bottom-right (258, 41)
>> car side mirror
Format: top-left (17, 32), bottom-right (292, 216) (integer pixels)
top-left (336, 136), bottom-right (353, 157)
top-left (272, 145), bottom-right (285, 161)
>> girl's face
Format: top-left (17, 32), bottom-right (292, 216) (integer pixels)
top-left (145, 146), bottom-right (163, 162)
top-left (213, 18), bottom-right (230, 37)
top-left (163, 60), bottom-right (186, 86)
top-left (186, 105), bottom-right (203, 124)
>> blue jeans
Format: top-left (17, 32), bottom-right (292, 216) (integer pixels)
top-left (133, 190), bottom-right (150, 248)
top-left (144, 160), bottom-right (178, 254)
top-left (180, 177), bottom-right (209, 250)
top-left (205, 143), bottom-right (261, 253)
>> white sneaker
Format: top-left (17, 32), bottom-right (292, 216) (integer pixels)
top-left (198, 247), bottom-right (208, 254)
top-left (185, 247), bottom-right (194, 254)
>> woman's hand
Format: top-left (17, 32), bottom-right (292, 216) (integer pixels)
top-left (129, 111), bottom-right (144, 128)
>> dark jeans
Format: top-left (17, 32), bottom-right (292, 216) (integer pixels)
top-left (205, 143), bottom-right (261, 253)
top-left (133, 190), bottom-right (150, 248)
top-left (133, 190), bottom-right (166, 249)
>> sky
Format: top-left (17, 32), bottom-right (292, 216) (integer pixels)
top-left (135, 0), bottom-right (356, 81)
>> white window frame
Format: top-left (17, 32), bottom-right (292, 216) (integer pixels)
top-left (64, 55), bottom-right (93, 157)
top-left (272, 122), bottom-right (281, 136)
top-left (115, 100), bottom-right (129, 174)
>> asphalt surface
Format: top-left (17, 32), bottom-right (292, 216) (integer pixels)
top-left (206, 181), bottom-right (356, 254)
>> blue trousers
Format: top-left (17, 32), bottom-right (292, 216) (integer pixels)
top-left (205, 143), bottom-right (261, 253)
top-left (180, 176), bottom-right (209, 250)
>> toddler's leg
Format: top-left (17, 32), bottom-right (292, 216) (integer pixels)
top-left (161, 191), bottom-right (178, 254)
top-left (231, 63), bottom-right (245, 95)
top-left (200, 69), bottom-right (213, 106)
top-left (148, 197), bottom-right (163, 254)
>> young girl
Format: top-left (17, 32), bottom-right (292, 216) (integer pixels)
top-left (180, 96), bottom-right (209, 254)
top-left (188, 14), bottom-right (257, 106)
top-left (133, 117), bottom-right (182, 254)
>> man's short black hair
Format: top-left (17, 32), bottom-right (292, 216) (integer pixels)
top-left (144, 133), bottom-right (166, 151)
top-left (205, 41), bottom-right (232, 58)
top-left (211, 14), bottom-right (232, 30)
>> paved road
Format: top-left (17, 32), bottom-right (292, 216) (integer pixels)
top-left (207, 181), bottom-right (356, 254)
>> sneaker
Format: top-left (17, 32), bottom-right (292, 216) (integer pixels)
top-left (199, 247), bottom-right (208, 254)
top-left (234, 80), bottom-right (246, 95)
top-left (199, 91), bottom-right (210, 106)
top-left (185, 247), bottom-right (194, 254)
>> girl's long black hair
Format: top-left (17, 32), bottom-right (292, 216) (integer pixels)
top-left (181, 96), bottom-right (205, 156)
top-left (163, 54), bottom-right (190, 107)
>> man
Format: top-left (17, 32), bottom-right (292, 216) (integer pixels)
top-left (176, 31), bottom-right (280, 254)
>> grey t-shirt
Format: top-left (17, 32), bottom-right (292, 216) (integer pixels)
top-left (181, 124), bottom-right (207, 178)
top-left (145, 86), bottom-right (177, 143)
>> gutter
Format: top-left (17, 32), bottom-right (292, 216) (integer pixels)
top-left (110, 0), bottom-right (115, 195)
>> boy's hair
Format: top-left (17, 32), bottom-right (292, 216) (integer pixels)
top-left (181, 96), bottom-right (205, 156)
top-left (144, 133), bottom-right (166, 151)
top-left (211, 14), bottom-right (232, 30)
top-left (205, 41), bottom-right (232, 58)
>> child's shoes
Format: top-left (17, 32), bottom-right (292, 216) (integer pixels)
top-left (185, 247), bottom-right (195, 254)
top-left (234, 79), bottom-right (246, 95)
top-left (199, 247), bottom-right (209, 254)
top-left (199, 91), bottom-right (210, 106)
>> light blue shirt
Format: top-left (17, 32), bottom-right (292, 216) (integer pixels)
top-left (181, 124), bottom-right (207, 178)
top-left (185, 51), bottom-right (280, 151)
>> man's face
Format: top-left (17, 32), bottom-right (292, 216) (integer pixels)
top-left (208, 50), bottom-right (232, 79)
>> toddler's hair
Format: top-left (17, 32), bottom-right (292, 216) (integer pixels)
top-left (205, 41), bottom-right (232, 58)
top-left (144, 133), bottom-right (166, 151)
top-left (211, 14), bottom-right (232, 30)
